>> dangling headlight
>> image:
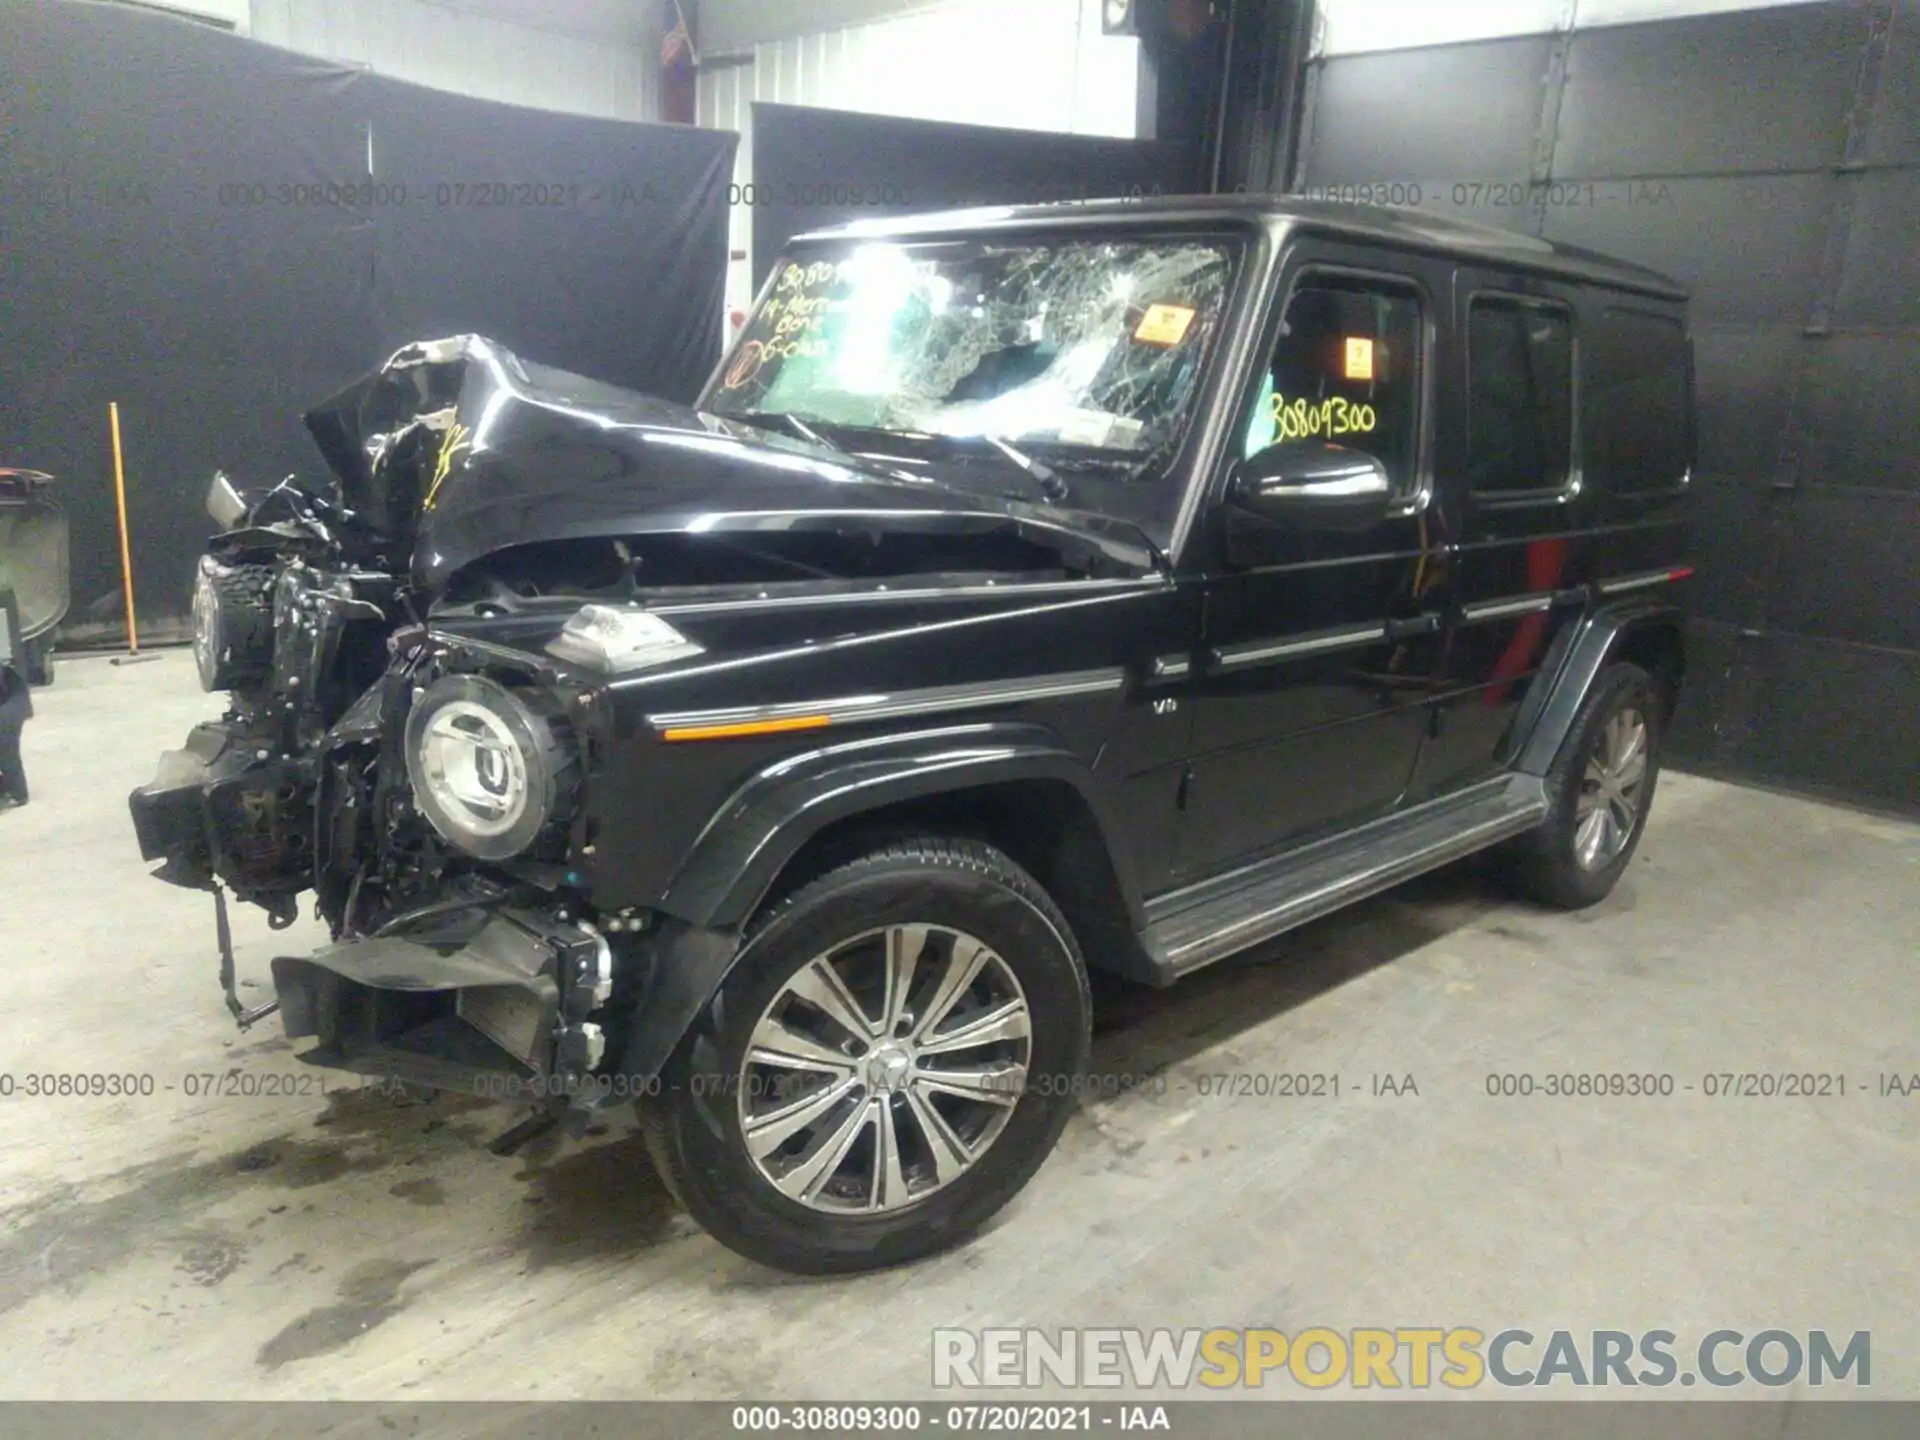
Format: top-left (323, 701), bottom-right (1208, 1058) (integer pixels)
top-left (404, 675), bottom-right (573, 860)
top-left (192, 556), bottom-right (275, 692)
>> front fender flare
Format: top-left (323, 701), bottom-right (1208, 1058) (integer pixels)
top-left (655, 719), bottom-right (1142, 932)
top-left (607, 721), bottom-right (1138, 1094)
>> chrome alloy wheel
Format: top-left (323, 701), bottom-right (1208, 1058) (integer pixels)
top-left (1574, 706), bottom-right (1650, 870)
top-left (737, 925), bottom-right (1032, 1214)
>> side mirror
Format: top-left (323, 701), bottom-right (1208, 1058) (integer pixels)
top-left (1228, 441), bottom-right (1393, 533)
top-left (205, 471), bottom-right (249, 530)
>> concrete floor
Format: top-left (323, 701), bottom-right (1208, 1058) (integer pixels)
top-left (0, 650), bottom-right (1915, 1401)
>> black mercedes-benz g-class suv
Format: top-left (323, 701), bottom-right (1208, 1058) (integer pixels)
top-left (132, 197), bottom-right (1692, 1273)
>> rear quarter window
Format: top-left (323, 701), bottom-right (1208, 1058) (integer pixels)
top-left (1466, 296), bottom-right (1575, 498)
top-left (1581, 306), bottom-right (1692, 493)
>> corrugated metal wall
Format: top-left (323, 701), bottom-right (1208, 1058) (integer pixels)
top-left (698, 0), bottom-right (1140, 323)
top-left (708, 0), bottom-right (1136, 137)
top-left (1311, 0), bottom-right (1819, 56)
top-left (699, 0), bottom-right (934, 52)
top-left (247, 0), bottom-right (661, 121)
top-left (1297, 0), bottom-right (1920, 810)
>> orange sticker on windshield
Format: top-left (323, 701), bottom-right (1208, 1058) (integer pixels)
top-left (1344, 336), bottom-right (1375, 381)
top-left (1134, 303), bottom-right (1196, 346)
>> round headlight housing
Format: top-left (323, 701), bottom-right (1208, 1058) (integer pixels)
top-left (191, 565), bottom-right (222, 690)
top-left (405, 674), bottom-right (571, 860)
top-left (192, 557), bottom-right (275, 692)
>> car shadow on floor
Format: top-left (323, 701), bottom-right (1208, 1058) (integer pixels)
top-left (1084, 856), bottom-right (1509, 1084)
top-left (494, 858), bottom-right (1515, 1282)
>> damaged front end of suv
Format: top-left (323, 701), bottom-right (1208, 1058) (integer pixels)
top-left (129, 331), bottom-right (1164, 1137)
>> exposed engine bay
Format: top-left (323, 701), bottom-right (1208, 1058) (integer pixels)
top-left (128, 335), bottom-right (1153, 1125)
top-left (153, 335), bottom-right (1132, 903)
top-left (173, 496), bottom-right (1078, 927)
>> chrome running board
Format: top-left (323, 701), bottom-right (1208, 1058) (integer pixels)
top-left (1140, 773), bottom-right (1549, 981)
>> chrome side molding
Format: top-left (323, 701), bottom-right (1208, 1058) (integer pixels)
top-left (648, 667), bottom-right (1128, 735)
top-left (1210, 622), bottom-right (1387, 672)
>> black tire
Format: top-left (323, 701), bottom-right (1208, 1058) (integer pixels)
top-left (24, 641), bottom-right (53, 688)
top-left (1506, 662), bottom-right (1663, 910)
top-left (640, 836), bottom-right (1091, 1274)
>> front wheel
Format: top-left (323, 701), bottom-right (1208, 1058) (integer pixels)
top-left (1506, 661), bottom-right (1663, 909)
top-left (640, 836), bottom-right (1091, 1274)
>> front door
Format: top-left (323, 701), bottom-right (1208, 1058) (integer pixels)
top-left (1174, 247), bottom-right (1450, 881)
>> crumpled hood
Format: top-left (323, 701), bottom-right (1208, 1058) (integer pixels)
top-left (303, 335), bottom-right (1158, 593)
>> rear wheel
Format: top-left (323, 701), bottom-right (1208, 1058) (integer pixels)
top-left (640, 836), bottom-right (1091, 1274)
top-left (1507, 662), bottom-right (1663, 909)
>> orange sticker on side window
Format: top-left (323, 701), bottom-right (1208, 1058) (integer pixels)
top-left (1134, 303), bottom-right (1197, 346)
top-left (1344, 336), bottom-right (1375, 381)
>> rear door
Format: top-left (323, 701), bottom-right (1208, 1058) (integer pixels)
top-left (1410, 270), bottom-right (1586, 800)
top-left (1173, 243), bottom-right (1451, 881)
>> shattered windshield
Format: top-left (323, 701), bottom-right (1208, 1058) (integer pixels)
top-left (705, 235), bottom-right (1239, 466)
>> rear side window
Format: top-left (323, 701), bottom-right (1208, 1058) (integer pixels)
top-left (1582, 307), bottom-right (1691, 492)
top-left (1466, 296), bottom-right (1574, 497)
top-left (1244, 273), bottom-right (1424, 497)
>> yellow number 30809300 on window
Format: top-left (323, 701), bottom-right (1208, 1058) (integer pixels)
top-left (1271, 393), bottom-right (1378, 441)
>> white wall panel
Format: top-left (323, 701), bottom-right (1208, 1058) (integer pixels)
top-left (700, 0), bottom-right (1139, 327)
top-left (737, 0), bottom-right (1135, 137)
top-left (697, 58), bottom-right (760, 334)
top-left (248, 0), bottom-right (659, 121)
top-left (701, 0), bottom-right (941, 53)
top-left (1315, 0), bottom-right (1829, 57)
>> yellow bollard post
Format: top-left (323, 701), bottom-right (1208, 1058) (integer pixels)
top-left (106, 402), bottom-right (158, 666)
top-left (108, 401), bottom-right (139, 653)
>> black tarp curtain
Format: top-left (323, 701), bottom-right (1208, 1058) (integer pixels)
top-left (749, 102), bottom-right (1201, 292)
top-left (0, 1), bottom-right (738, 629)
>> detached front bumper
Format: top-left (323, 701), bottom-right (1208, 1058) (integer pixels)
top-left (129, 721), bottom-right (311, 903)
top-left (131, 707), bottom-right (733, 1121)
top-left (271, 905), bottom-right (612, 1110)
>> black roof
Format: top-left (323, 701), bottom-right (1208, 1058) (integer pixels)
top-left (795, 193), bottom-right (1687, 302)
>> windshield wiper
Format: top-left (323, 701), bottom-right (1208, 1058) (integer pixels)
top-left (734, 412), bottom-right (949, 490)
top-left (979, 435), bottom-right (1071, 504)
top-left (736, 410), bottom-right (845, 454)
top-left (1042, 449), bottom-right (1155, 478)
top-left (734, 413), bottom-right (1096, 504)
